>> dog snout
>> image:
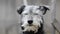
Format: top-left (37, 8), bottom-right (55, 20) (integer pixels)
top-left (28, 20), bottom-right (33, 24)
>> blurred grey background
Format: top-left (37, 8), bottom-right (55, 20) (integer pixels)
top-left (0, 0), bottom-right (60, 34)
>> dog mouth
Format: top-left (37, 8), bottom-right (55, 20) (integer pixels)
top-left (21, 24), bottom-right (33, 30)
top-left (21, 24), bottom-right (40, 33)
top-left (21, 22), bottom-right (41, 33)
top-left (21, 25), bottom-right (32, 30)
top-left (28, 24), bottom-right (33, 26)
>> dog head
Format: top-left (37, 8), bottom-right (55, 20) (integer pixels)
top-left (17, 5), bottom-right (49, 33)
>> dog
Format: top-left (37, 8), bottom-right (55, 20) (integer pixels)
top-left (17, 5), bottom-right (49, 34)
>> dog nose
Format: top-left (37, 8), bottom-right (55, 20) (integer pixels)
top-left (21, 26), bottom-right (24, 30)
top-left (28, 20), bottom-right (33, 24)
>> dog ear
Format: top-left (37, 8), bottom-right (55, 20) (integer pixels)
top-left (17, 5), bottom-right (25, 14)
top-left (39, 6), bottom-right (49, 15)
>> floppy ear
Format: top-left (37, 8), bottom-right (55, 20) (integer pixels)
top-left (17, 5), bottom-right (25, 14)
top-left (39, 6), bottom-right (49, 15)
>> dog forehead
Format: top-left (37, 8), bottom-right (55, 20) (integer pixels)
top-left (22, 6), bottom-right (42, 15)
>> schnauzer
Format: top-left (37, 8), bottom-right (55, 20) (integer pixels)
top-left (17, 5), bottom-right (49, 34)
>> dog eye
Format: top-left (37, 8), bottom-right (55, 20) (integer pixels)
top-left (24, 13), bottom-right (28, 15)
top-left (34, 13), bottom-right (38, 15)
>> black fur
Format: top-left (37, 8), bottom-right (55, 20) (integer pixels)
top-left (23, 23), bottom-right (44, 34)
top-left (39, 6), bottom-right (49, 15)
top-left (17, 5), bottom-right (25, 14)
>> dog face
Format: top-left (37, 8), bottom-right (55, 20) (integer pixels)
top-left (17, 5), bottom-right (49, 33)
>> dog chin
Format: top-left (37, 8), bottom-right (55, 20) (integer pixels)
top-left (23, 25), bottom-right (39, 33)
top-left (23, 31), bottom-right (35, 34)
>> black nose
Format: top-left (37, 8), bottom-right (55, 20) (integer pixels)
top-left (28, 20), bottom-right (33, 24)
top-left (21, 26), bottom-right (24, 30)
